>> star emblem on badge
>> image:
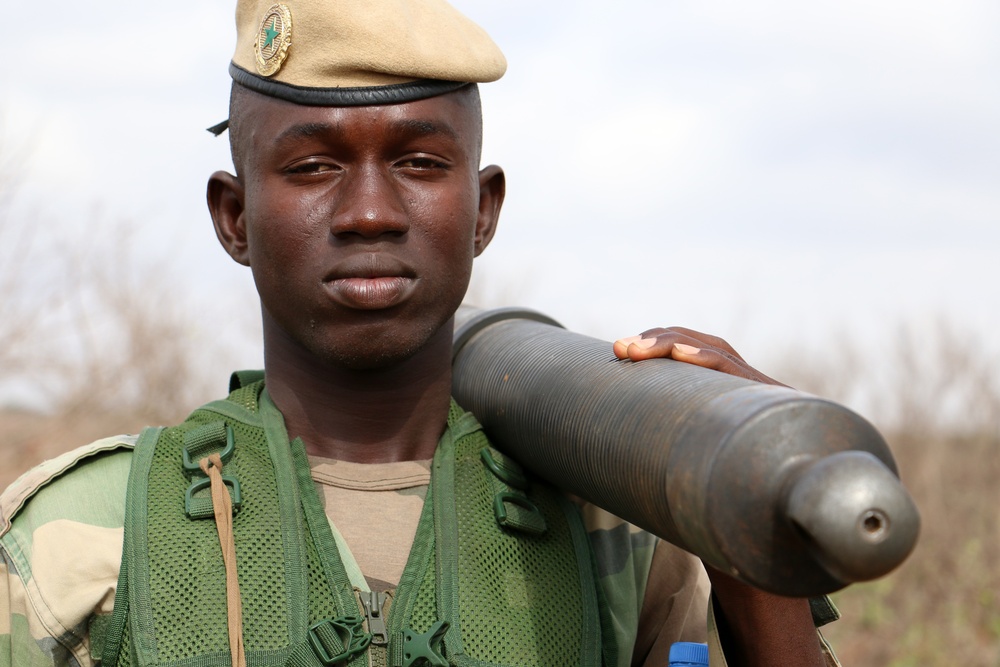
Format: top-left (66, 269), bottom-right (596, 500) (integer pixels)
top-left (254, 4), bottom-right (292, 77)
top-left (263, 20), bottom-right (280, 49)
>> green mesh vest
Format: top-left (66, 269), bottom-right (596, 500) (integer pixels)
top-left (100, 378), bottom-right (614, 667)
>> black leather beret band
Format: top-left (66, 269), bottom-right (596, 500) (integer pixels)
top-left (229, 63), bottom-right (469, 106)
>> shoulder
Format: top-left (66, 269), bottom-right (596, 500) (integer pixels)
top-left (573, 499), bottom-right (713, 667)
top-left (0, 436), bottom-right (136, 666)
top-left (1, 434), bottom-right (137, 541)
top-left (575, 498), bottom-right (660, 583)
top-left (576, 498), bottom-right (707, 603)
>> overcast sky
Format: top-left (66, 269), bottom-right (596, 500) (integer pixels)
top-left (4, 0), bottom-right (999, 378)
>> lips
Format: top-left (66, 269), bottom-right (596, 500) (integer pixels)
top-left (323, 255), bottom-right (417, 310)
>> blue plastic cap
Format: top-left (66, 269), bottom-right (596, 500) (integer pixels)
top-left (668, 641), bottom-right (709, 666)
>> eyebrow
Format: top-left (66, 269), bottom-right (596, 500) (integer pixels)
top-left (392, 119), bottom-right (460, 142)
top-left (274, 122), bottom-right (335, 145)
top-left (273, 118), bottom-right (461, 146)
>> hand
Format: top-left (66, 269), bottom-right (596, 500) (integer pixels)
top-left (613, 327), bottom-right (788, 386)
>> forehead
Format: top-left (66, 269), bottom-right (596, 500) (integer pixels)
top-left (236, 87), bottom-right (480, 152)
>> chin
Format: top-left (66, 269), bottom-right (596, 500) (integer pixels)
top-left (316, 322), bottom-right (447, 372)
top-left (325, 347), bottom-right (418, 371)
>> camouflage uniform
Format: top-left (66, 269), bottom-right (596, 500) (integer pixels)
top-left (1, 436), bottom-right (134, 666)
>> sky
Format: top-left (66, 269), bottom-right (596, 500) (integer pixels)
top-left (4, 0), bottom-right (999, 382)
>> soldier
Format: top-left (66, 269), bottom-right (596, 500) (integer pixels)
top-left (1, 1), bottom-right (839, 666)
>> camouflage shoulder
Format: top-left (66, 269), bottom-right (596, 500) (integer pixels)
top-left (0, 434), bottom-right (137, 538)
top-left (573, 497), bottom-right (658, 579)
top-left (570, 498), bottom-right (661, 667)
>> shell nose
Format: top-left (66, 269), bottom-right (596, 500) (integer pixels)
top-left (784, 450), bottom-right (921, 583)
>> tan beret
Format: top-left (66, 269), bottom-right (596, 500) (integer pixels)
top-left (230, 0), bottom-right (507, 106)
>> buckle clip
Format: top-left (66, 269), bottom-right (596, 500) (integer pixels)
top-left (493, 492), bottom-right (546, 535)
top-left (184, 474), bottom-right (242, 519)
top-left (308, 616), bottom-right (371, 665)
top-left (182, 422), bottom-right (236, 477)
top-left (401, 620), bottom-right (449, 667)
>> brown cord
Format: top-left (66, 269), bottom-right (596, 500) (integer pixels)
top-left (199, 453), bottom-right (247, 667)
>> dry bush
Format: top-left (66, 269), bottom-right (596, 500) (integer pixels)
top-left (38, 224), bottom-right (223, 419)
top-left (0, 202), bottom-right (254, 488)
top-left (774, 323), bottom-right (1000, 667)
top-left (0, 139), bottom-right (50, 380)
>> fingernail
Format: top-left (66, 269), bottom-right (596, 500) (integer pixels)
top-left (632, 338), bottom-right (657, 349)
top-left (674, 343), bottom-right (701, 355)
top-left (616, 335), bottom-right (642, 345)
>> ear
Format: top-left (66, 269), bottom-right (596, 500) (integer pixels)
top-left (473, 164), bottom-right (505, 256)
top-left (207, 170), bottom-right (250, 266)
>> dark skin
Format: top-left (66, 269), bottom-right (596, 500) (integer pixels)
top-left (207, 84), bottom-right (823, 666)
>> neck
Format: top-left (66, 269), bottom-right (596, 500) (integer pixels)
top-left (262, 318), bottom-right (455, 464)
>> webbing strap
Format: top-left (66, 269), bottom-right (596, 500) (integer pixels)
top-left (482, 447), bottom-right (547, 535)
top-left (199, 452), bottom-right (247, 667)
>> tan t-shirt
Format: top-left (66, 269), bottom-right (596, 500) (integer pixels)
top-left (310, 455), bottom-right (432, 591)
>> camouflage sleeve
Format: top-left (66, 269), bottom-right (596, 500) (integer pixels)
top-left (578, 499), bottom-right (842, 667)
top-left (576, 500), bottom-right (710, 667)
top-left (0, 437), bottom-right (134, 667)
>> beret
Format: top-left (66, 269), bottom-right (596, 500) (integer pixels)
top-left (230, 0), bottom-right (506, 107)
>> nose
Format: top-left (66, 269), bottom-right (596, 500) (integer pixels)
top-left (329, 164), bottom-right (409, 239)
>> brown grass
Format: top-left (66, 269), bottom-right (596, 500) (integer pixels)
top-left (773, 325), bottom-right (1000, 666)
top-left (824, 430), bottom-right (1000, 666)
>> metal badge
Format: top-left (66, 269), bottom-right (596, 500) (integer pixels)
top-left (254, 3), bottom-right (292, 77)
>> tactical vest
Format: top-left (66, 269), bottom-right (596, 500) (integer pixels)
top-left (100, 377), bottom-right (615, 667)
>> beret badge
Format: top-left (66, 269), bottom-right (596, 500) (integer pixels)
top-left (254, 3), bottom-right (292, 77)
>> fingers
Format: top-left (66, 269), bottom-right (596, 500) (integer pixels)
top-left (639, 326), bottom-right (746, 362)
top-left (613, 329), bottom-right (719, 363)
top-left (614, 333), bottom-right (747, 377)
top-left (612, 328), bottom-right (787, 386)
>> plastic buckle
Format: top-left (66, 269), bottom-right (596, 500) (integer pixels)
top-left (401, 620), bottom-right (449, 667)
top-left (182, 423), bottom-right (236, 477)
top-left (480, 447), bottom-right (528, 490)
top-left (184, 475), bottom-right (242, 519)
top-left (493, 491), bottom-right (546, 535)
top-left (309, 616), bottom-right (372, 665)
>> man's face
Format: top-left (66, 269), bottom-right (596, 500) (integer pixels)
top-left (211, 88), bottom-right (503, 370)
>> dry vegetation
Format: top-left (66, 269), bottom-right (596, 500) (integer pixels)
top-left (0, 210), bottom-right (239, 477)
top-left (0, 150), bottom-right (246, 485)
top-left (1, 169), bottom-right (997, 667)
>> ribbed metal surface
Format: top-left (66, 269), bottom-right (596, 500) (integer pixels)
top-left (451, 307), bottom-right (920, 596)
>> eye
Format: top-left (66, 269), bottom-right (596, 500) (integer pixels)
top-left (396, 156), bottom-right (448, 171)
top-left (285, 159), bottom-right (339, 175)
